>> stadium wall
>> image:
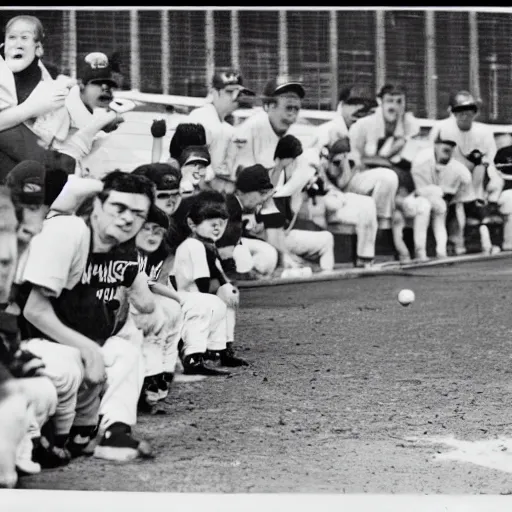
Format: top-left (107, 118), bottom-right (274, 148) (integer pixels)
top-left (2, 9), bottom-right (512, 123)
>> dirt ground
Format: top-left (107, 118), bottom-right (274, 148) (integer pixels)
top-left (19, 259), bottom-right (512, 493)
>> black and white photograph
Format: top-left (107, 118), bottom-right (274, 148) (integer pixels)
top-left (2, 6), bottom-right (512, 511)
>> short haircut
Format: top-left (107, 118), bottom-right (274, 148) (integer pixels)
top-left (187, 190), bottom-right (228, 225)
top-left (99, 170), bottom-right (155, 204)
top-left (378, 83), bottom-right (407, 98)
top-left (274, 134), bottom-right (303, 160)
top-left (5, 15), bottom-right (45, 42)
top-left (169, 123), bottom-right (207, 161)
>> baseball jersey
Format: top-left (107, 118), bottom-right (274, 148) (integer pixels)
top-left (174, 237), bottom-right (227, 294)
top-left (310, 115), bottom-right (349, 151)
top-left (428, 116), bottom-right (497, 169)
top-left (225, 109), bottom-right (283, 173)
top-left (21, 215), bottom-right (139, 345)
top-left (411, 147), bottom-right (475, 203)
top-left (188, 103), bottom-right (234, 179)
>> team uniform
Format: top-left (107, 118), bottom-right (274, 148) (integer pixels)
top-left (411, 147), bottom-right (476, 258)
top-left (188, 103), bottom-right (235, 188)
top-left (21, 214), bottom-right (147, 460)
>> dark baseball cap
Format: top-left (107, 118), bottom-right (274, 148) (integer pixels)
top-left (211, 69), bottom-right (255, 96)
top-left (78, 52), bottom-right (119, 88)
top-left (328, 137), bottom-right (351, 159)
top-left (146, 204), bottom-right (170, 229)
top-left (6, 160), bottom-right (46, 206)
top-left (263, 76), bottom-right (305, 99)
top-left (178, 145), bottom-right (211, 168)
top-left (449, 90), bottom-right (479, 112)
top-left (274, 134), bottom-right (303, 160)
top-left (132, 163), bottom-right (182, 191)
top-left (339, 85), bottom-right (376, 107)
top-left (434, 132), bottom-right (457, 147)
top-left (236, 164), bottom-right (274, 193)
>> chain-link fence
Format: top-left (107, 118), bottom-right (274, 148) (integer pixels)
top-left (1, 9), bottom-right (512, 122)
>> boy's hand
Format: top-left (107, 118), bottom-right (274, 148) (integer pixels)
top-left (151, 119), bottom-right (167, 138)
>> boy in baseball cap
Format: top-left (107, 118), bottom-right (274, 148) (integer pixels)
top-left (178, 145), bottom-right (211, 196)
top-left (132, 163), bottom-right (183, 217)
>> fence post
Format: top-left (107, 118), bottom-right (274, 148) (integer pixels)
top-left (425, 10), bottom-right (437, 119)
top-left (279, 10), bottom-right (289, 77)
top-left (130, 10), bottom-right (141, 91)
top-left (68, 10), bottom-right (77, 79)
top-left (375, 10), bottom-right (386, 92)
top-left (161, 10), bottom-right (171, 95)
top-left (205, 10), bottom-right (215, 88)
top-left (231, 10), bottom-right (240, 70)
top-left (329, 10), bottom-right (339, 111)
top-left (469, 11), bottom-right (481, 100)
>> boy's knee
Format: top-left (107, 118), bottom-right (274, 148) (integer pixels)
top-left (415, 196), bottom-right (432, 216)
top-left (499, 190), bottom-right (512, 215)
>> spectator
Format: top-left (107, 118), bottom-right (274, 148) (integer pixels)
top-left (312, 138), bottom-right (378, 267)
top-left (188, 69), bottom-right (255, 193)
top-left (429, 91), bottom-right (509, 254)
top-left (20, 171), bottom-right (158, 462)
top-left (174, 190), bottom-right (249, 368)
top-left (217, 164), bottom-right (278, 278)
top-left (310, 84), bottom-right (377, 152)
top-left (0, 15), bottom-right (76, 180)
top-left (411, 134), bottom-right (477, 259)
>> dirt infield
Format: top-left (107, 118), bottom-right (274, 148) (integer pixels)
top-left (18, 259), bottom-right (512, 493)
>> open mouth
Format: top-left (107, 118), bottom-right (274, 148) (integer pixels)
top-left (11, 53), bottom-right (24, 60)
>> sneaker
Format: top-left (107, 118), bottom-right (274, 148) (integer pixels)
top-left (93, 422), bottom-right (153, 462)
top-left (67, 425), bottom-right (99, 458)
top-left (156, 373), bottom-right (173, 401)
top-left (16, 436), bottom-right (40, 475)
top-left (32, 436), bottom-right (71, 469)
top-left (138, 376), bottom-right (161, 414)
top-left (206, 343), bottom-right (250, 368)
top-left (182, 353), bottom-right (231, 376)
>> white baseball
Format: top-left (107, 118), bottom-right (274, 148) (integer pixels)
top-left (398, 289), bottom-right (415, 306)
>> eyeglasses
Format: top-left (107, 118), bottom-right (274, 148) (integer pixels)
top-left (330, 157), bottom-right (347, 167)
top-left (141, 224), bottom-right (167, 237)
top-left (103, 201), bottom-right (148, 221)
top-left (156, 190), bottom-right (180, 200)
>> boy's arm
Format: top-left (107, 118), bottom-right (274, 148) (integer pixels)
top-left (127, 271), bottom-right (156, 314)
top-left (48, 175), bottom-right (103, 216)
top-left (150, 119), bottom-right (167, 163)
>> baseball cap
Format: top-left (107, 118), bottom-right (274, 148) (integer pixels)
top-left (449, 90), bottom-right (479, 112)
top-left (78, 52), bottom-right (119, 88)
top-left (211, 69), bottom-right (255, 96)
top-left (178, 145), bottom-right (211, 168)
top-left (339, 85), bottom-right (376, 107)
top-left (494, 145), bottom-right (512, 180)
top-left (236, 164), bottom-right (274, 193)
top-left (328, 137), bottom-right (351, 159)
top-left (263, 76), bottom-right (306, 99)
top-left (146, 204), bottom-right (170, 230)
top-left (132, 163), bottom-right (182, 191)
top-left (5, 160), bottom-right (46, 206)
top-left (434, 132), bottom-right (457, 147)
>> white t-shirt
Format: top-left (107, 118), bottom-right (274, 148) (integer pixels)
top-left (225, 109), bottom-right (283, 173)
top-left (188, 103), bottom-right (234, 180)
top-left (174, 237), bottom-right (223, 293)
top-left (22, 215), bottom-right (91, 297)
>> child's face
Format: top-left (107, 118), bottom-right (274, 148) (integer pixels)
top-left (4, 19), bottom-right (39, 73)
top-left (136, 222), bottom-right (165, 253)
top-left (193, 217), bottom-right (228, 242)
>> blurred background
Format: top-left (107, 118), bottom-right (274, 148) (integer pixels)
top-left (1, 8), bottom-right (512, 123)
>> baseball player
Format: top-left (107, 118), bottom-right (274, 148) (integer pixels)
top-left (494, 145), bottom-right (512, 250)
top-left (429, 91), bottom-right (508, 254)
top-left (411, 134), bottom-right (477, 259)
top-left (311, 137), bottom-right (378, 267)
top-left (188, 69), bottom-right (255, 193)
top-left (309, 84), bottom-right (377, 152)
